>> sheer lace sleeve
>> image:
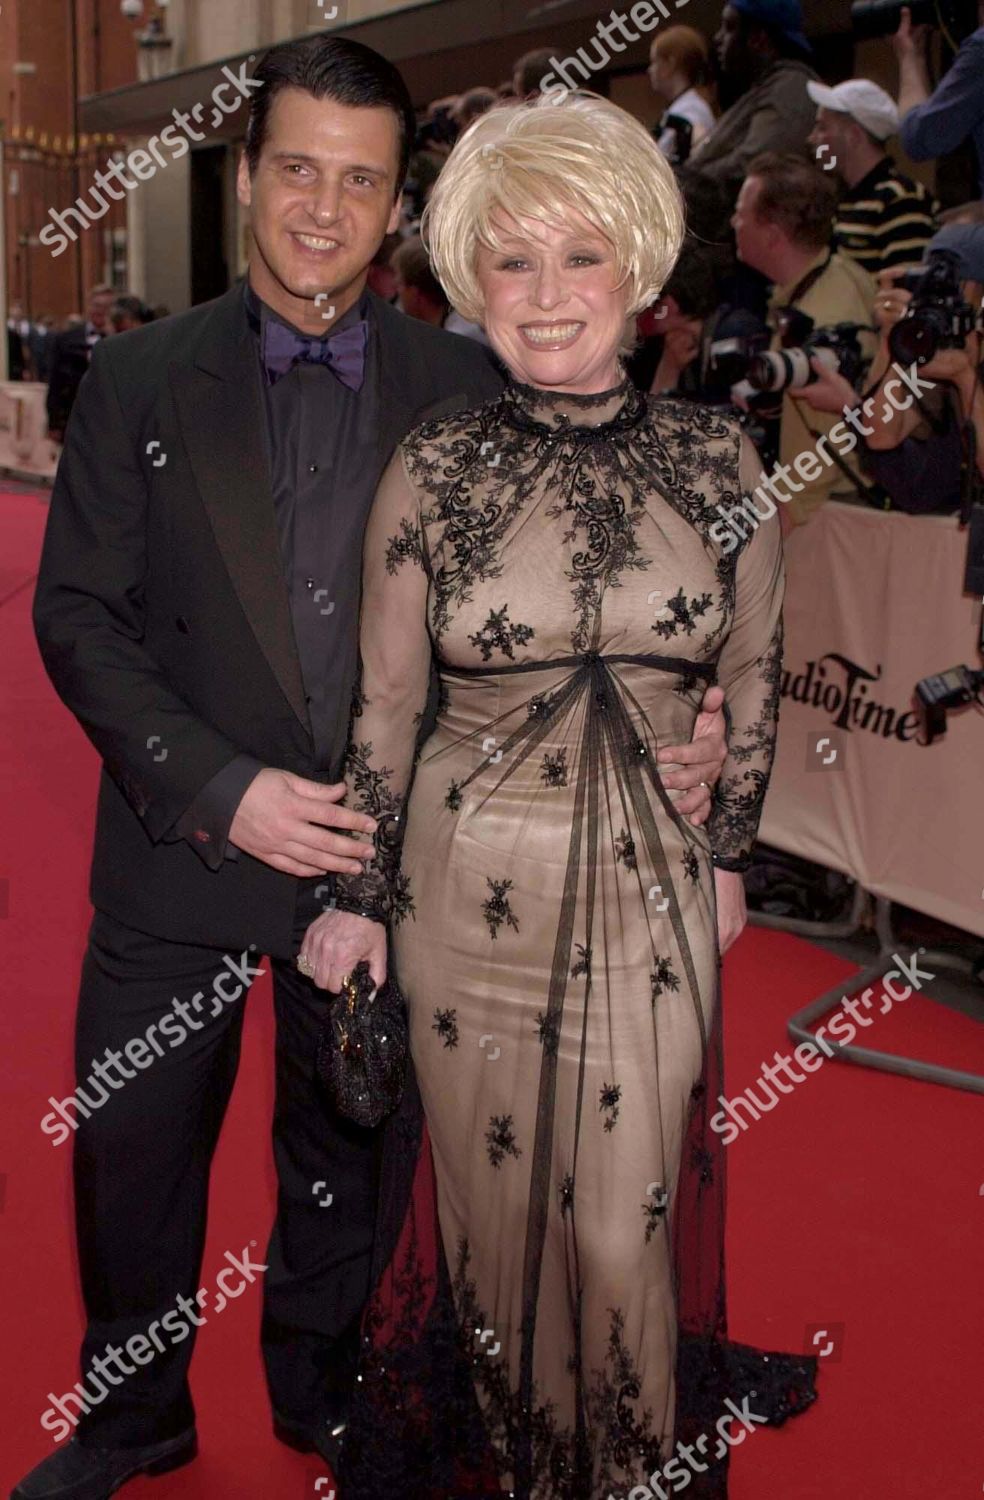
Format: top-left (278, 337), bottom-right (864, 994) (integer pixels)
top-left (332, 446), bottom-right (431, 924)
top-left (707, 435), bottom-right (785, 872)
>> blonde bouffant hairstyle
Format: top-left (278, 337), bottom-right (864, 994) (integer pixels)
top-left (421, 90), bottom-right (686, 326)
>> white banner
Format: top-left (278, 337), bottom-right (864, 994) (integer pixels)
top-left (0, 382), bottom-right (58, 480)
top-left (760, 502), bottom-right (984, 938)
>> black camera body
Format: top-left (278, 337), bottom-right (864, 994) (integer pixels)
top-left (889, 249), bottom-right (981, 368)
top-left (850, 0), bottom-right (978, 40)
top-left (915, 663), bottom-right (984, 741)
top-left (707, 330), bottom-right (771, 391)
top-left (915, 509), bottom-right (984, 741)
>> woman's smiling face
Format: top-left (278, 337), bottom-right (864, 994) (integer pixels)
top-left (475, 210), bottom-right (630, 395)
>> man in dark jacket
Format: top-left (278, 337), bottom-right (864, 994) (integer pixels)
top-left (21, 35), bottom-right (728, 1500)
top-left (44, 285), bottom-right (115, 441)
top-left (682, 0), bottom-right (818, 220)
top-left (896, 0), bottom-right (984, 197)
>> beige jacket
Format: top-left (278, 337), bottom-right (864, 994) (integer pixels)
top-left (770, 249), bottom-right (878, 527)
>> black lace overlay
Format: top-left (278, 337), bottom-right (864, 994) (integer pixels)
top-left (339, 1024), bottom-right (817, 1500)
top-left (334, 742), bottom-right (406, 922)
top-left (395, 380), bottom-right (782, 870)
top-left (334, 377), bottom-right (781, 916)
top-left (706, 625), bottom-right (784, 871)
top-left (332, 376), bottom-right (807, 1497)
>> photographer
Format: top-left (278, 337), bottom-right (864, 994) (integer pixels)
top-left (628, 244), bottom-right (721, 397)
top-left (788, 223), bottom-right (984, 511)
top-left (806, 78), bottom-right (939, 274)
top-left (732, 151), bottom-right (877, 525)
top-left (895, 1), bottom-right (984, 194)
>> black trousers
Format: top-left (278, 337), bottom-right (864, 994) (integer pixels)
top-left (66, 879), bottom-right (380, 1448)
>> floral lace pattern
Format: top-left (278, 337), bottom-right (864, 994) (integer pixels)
top-left (331, 376), bottom-right (798, 1497)
top-left (338, 1070), bottom-right (818, 1500)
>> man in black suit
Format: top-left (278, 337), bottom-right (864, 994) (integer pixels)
top-left (22, 34), bottom-right (728, 1500)
top-left (45, 286), bottom-right (115, 442)
top-left (6, 303), bottom-right (28, 380)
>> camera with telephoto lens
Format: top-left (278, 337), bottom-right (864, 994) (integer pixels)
top-left (850, 0), bottom-right (977, 40)
top-left (743, 323), bottom-right (866, 395)
top-left (888, 249), bottom-right (981, 368)
top-left (709, 317), bottom-right (865, 397)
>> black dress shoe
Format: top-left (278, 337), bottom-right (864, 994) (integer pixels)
top-left (10, 1428), bottom-right (197, 1499)
top-left (273, 1398), bottom-right (349, 1470)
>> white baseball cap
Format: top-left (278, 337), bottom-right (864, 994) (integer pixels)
top-left (807, 79), bottom-right (900, 141)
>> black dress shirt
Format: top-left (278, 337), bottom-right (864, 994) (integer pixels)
top-left (165, 278), bottom-right (382, 868)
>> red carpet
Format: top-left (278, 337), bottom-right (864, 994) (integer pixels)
top-left (2, 484), bottom-right (981, 1497)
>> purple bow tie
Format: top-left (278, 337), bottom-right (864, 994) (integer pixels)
top-left (262, 316), bottom-right (368, 391)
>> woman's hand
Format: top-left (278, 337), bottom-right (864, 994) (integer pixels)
top-left (298, 909), bottom-right (387, 992)
top-left (714, 867), bottom-right (747, 955)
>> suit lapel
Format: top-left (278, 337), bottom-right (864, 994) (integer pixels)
top-left (171, 287), bottom-right (473, 743)
top-left (171, 288), bottom-right (312, 737)
top-left (367, 291), bottom-right (470, 466)
top-left (363, 293), bottom-right (418, 477)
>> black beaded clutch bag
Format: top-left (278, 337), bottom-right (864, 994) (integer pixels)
top-left (315, 960), bottom-right (408, 1129)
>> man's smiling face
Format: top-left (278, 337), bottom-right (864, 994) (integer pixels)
top-left (238, 86), bottom-right (403, 331)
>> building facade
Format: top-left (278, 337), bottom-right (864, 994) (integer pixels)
top-left (1, 0), bottom-right (959, 337)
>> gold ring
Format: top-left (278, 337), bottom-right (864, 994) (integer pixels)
top-left (296, 953), bottom-right (315, 978)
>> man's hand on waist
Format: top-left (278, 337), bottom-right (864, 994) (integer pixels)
top-left (656, 684), bottom-right (728, 828)
top-left (229, 768), bottom-right (377, 878)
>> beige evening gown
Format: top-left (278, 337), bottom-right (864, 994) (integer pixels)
top-left (333, 375), bottom-right (816, 1499)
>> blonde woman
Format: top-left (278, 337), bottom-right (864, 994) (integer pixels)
top-left (302, 92), bottom-right (816, 1498)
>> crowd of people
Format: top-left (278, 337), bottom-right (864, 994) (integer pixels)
top-left (381, 0), bottom-right (984, 526)
top-left (7, 0), bottom-right (984, 520)
top-left (6, 287), bottom-right (161, 442)
top-left (10, 13), bottom-right (979, 1498)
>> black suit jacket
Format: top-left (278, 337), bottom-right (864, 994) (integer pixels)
top-left (7, 324), bottom-right (26, 381)
top-left (33, 284), bottom-right (504, 957)
top-left (46, 323), bottom-right (95, 432)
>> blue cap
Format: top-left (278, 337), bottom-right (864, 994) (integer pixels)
top-left (929, 223), bottom-right (984, 284)
top-left (730, 0), bottom-right (811, 53)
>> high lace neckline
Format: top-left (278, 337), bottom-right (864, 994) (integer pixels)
top-left (503, 372), bottom-right (643, 436)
